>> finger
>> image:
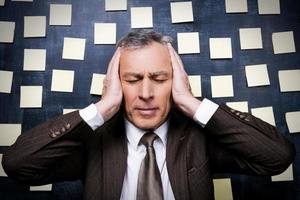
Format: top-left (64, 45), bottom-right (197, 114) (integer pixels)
top-left (107, 47), bottom-right (121, 75)
top-left (171, 45), bottom-right (185, 72)
top-left (167, 43), bottom-right (180, 72)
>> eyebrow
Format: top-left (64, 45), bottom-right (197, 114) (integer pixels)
top-left (123, 70), bottom-right (169, 79)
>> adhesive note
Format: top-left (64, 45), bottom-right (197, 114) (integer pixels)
top-left (105, 0), bottom-right (127, 11)
top-left (51, 69), bottom-right (74, 92)
top-left (0, 154), bottom-right (7, 177)
top-left (30, 184), bottom-right (52, 191)
top-left (245, 64), bottom-right (270, 87)
top-left (188, 75), bottom-right (201, 97)
top-left (50, 4), bottom-right (72, 26)
top-left (24, 16), bottom-right (46, 38)
top-left (251, 106), bottom-right (276, 126)
top-left (0, 21), bottom-right (15, 43)
top-left (170, 1), bottom-right (193, 23)
top-left (258, 0), bottom-right (280, 15)
top-left (0, 0), bottom-right (5, 6)
top-left (0, 124), bottom-right (21, 146)
top-left (63, 109), bottom-right (79, 114)
top-left (23, 49), bottom-right (46, 71)
top-left (211, 75), bottom-right (234, 98)
top-left (94, 23), bottom-right (116, 44)
top-left (209, 38), bottom-right (232, 59)
top-left (272, 164), bottom-right (293, 181)
top-left (272, 31), bottom-right (296, 54)
top-left (226, 101), bottom-right (249, 112)
top-left (225, 0), bottom-right (248, 13)
top-left (278, 69), bottom-right (300, 92)
top-left (20, 86), bottom-right (43, 108)
top-left (239, 28), bottom-right (263, 50)
top-left (285, 111), bottom-right (300, 133)
top-left (213, 178), bottom-right (233, 200)
top-left (177, 32), bottom-right (200, 54)
top-left (90, 73), bottom-right (105, 95)
top-left (131, 7), bottom-right (153, 28)
top-left (0, 70), bottom-right (13, 93)
top-left (62, 37), bottom-right (86, 60)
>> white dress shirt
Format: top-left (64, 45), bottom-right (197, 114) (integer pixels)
top-left (79, 98), bottom-right (218, 200)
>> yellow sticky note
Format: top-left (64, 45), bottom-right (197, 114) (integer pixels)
top-left (272, 31), bottom-right (296, 54)
top-left (24, 16), bottom-right (46, 38)
top-left (62, 37), bottom-right (86, 60)
top-left (30, 184), bottom-right (52, 191)
top-left (20, 86), bottom-right (43, 108)
top-left (105, 0), bottom-right (127, 11)
top-left (211, 75), bottom-right (234, 98)
top-left (51, 69), bottom-right (74, 92)
top-left (90, 73), bottom-right (105, 95)
top-left (63, 109), bottom-right (79, 114)
top-left (245, 64), bottom-right (270, 87)
top-left (0, 154), bottom-right (7, 177)
top-left (170, 1), bottom-right (194, 23)
top-left (258, 0), bottom-right (280, 15)
top-left (226, 101), bottom-right (249, 112)
top-left (188, 75), bottom-right (201, 97)
top-left (0, 0), bottom-right (5, 6)
top-left (177, 32), bottom-right (200, 54)
top-left (94, 23), bottom-right (116, 44)
top-left (285, 111), bottom-right (300, 133)
top-left (0, 21), bottom-right (15, 43)
top-left (50, 4), bottom-right (72, 26)
top-left (272, 164), bottom-right (293, 181)
top-left (251, 106), bottom-right (276, 126)
top-left (23, 49), bottom-right (46, 71)
top-left (239, 28), bottom-right (263, 50)
top-left (213, 178), bottom-right (233, 200)
top-left (131, 7), bottom-right (153, 28)
top-left (278, 69), bottom-right (300, 92)
top-left (0, 70), bottom-right (13, 93)
top-left (209, 38), bottom-right (232, 59)
top-left (0, 124), bottom-right (21, 146)
top-left (225, 0), bottom-right (248, 13)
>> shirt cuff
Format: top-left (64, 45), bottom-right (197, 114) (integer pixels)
top-left (79, 104), bottom-right (104, 131)
top-left (193, 98), bottom-right (219, 127)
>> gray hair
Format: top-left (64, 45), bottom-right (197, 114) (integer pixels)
top-left (116, 29), bottom-right (173, 49)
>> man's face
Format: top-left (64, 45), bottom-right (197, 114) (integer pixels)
top-left (120, 42), bottom-right (172, 130)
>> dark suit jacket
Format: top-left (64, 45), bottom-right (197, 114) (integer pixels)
top-left (2, 105), bottom-right (296, 200)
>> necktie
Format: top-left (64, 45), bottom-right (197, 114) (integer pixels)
top-left (137, 132), bottom-right (164, 200)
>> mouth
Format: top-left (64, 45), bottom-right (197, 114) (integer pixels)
top-left (135, 107), bottom-right (158, 118)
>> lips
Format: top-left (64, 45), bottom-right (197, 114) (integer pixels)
top-left (135, 107), bottom-right (158, 118)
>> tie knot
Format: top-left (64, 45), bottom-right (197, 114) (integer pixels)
top-left (140, 132), bottom-right (158, 148)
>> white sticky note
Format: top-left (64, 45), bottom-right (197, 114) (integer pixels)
top-left (24, 16), bottom-right (46, 38)
top-left (211, 75), bottom-right (234, 98)
top-left (30, 184), bottom-right (52, 191)
top-left (239, 28), bottom-right (263, 50)
top-left (0, 124), bottom-right (21, 146)
top-left (251, 106), bottom-right (276, 126)
top-left (62, 37), bottom-right (86, 60)
top-left (51, 69), bottom-right (74, 93)
top-left (188, 75), bottom-right (201, 97)
top-left (272, 164), bottom-right (293, 181)
top-left (226, 101), bottom-right (249, 112)
top-left (90, 73), bottom-right (105, 95)
top-left (213, 178), bottom-right (233, 200)
top-left (23, 49), bottom-right (46, 71)
top-left (170, 1), bottom-right (194, 23)
top-left (131, 7), bottom-right (153, 28)
top-left (285, 111), bottom-right (300, 133)
top-left (0, 70), bottom-right (13, 93)
top-left (258, 0), bottom-right (280, 15)
top-left (105, 0), bottom-right (127, 11)
top-left (0, 154), bottom-right (7, 177)
top-left (50, 4), bottom-right (72, 26)
top-left (225, 0), bottom-right (248, 13)
top-left (209, 38), bottom-right (232, 59)
top-left (63, 109), bottom-right (79, 114)
top-left (20, 86), bottom-right (43, 108)
top-left (94, 23), bottom-right (116, 44)
top-left (245, 64), bottom-right (270, 87)
top-left (272, 31), bottom-right (296, 54)
top-left (177, 32), bottom-right (200, 54)
top-left (0, 0), bottom-right (5, 6)
top-left (278, 69), bottom-right (300, 92)
top-left (0, 21), bottom-right (15, 43)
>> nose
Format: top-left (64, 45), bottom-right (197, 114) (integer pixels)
top-left (139, 79), bottom-right (154, 101)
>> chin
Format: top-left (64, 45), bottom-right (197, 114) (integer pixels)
top-left (132, 118), bottom-right (162, 131)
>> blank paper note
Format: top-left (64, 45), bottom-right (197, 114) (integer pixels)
top-left (278, 69), bottom-right (300, 92)
top-left (20, 86), bottom-right (43, 108)
top-left (211, 75), bottom-right (234, 98)
top-left (272, 164), bottom-right (293, 182)
top-left (90, 73), bottom-right (105, 95)
top-left (213, 178), bottom-right (233, 200)
top-left (285, 111), bottom-right (300, 133)
top-left (245, 64), bottom-right (270, 87)
top-left (0, 0), bottom-right (5, 6)
top-left (251, 106), bottom-right (276, 126)
top-left (105, 0), bottom-right (127, 11)
top-left (94, 23), bottom-right (116, 44)
top-left (0, 21), bottom-right (15, 43)
top-left (209, 38), bottom-right (232, 59)
top-left (272, 31), bottom-right (296, 54)
top-left (170, 1), bottom-right (194, 23)
top-left (51, 69), bottom-right (74, 92)
top-left (23, 49), bottom-right (46, 71)
top-left (258, 0), bottom-right (280, 15)
top-left (226, 101), bottom-right (249, 112)
top-left (50, 4), bottom-right (72, 26)
top-left (131, 7), bottom-right (153, 28)
top-left (225, 0), bottom-right (248, 13)
top-left (0, 70), bottom-right (13, 93)
top-left (0, 154), bottom-right (7, 177)
top-left (188, 75), bottom-right (201, 97)
top-left (63, 109), bottom-right (79, 114)
top-left (177, 32), bottom-right (200, 54)
top-left (0, 124), bottom-right (21, 146)
top-left (239, 28), bottom-right (263, 50)
top-left (30, 184), bottom-right (52, 191)
top-left (62, 37), bottom-right (86, 60)
top-left (24, 16), bottom-right (46, 38)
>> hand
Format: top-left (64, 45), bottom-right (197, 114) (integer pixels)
top-left (167, 43), bottom-right (201, 118)
top-left (95, 48), bottom-right (123, 122)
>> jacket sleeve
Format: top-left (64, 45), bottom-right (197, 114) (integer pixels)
top-left (1, 111), bottom-right (94, 185)
top-left (205, 105), bottom-right (296, 176)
